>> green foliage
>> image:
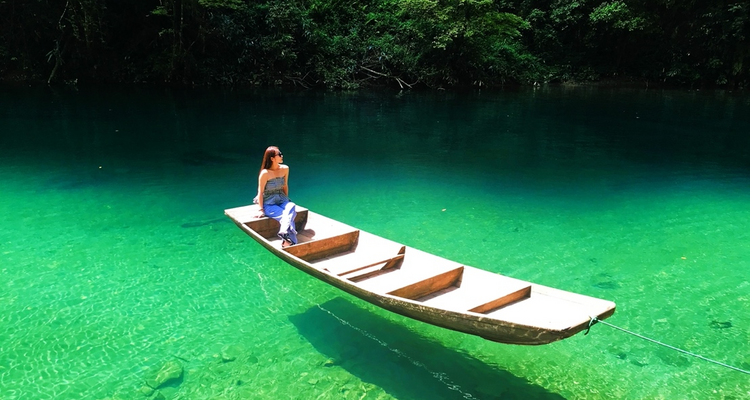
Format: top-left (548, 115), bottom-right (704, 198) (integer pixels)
top-left (0, 0), bottom-right (747, 88)
top-left (390, 0), bottom-right (536, 85)
top-left (589, 1), bottom-right (647, 31)
top-left (151, 6), bottom-right (168, 16)
top-left (198, 0), bottom-right (247, 10)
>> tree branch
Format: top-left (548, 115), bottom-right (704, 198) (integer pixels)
top-left (360, 66), bottom-right (413, 88)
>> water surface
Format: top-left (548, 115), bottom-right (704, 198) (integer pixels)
top-left (1, 85), bottom-right (749, 399)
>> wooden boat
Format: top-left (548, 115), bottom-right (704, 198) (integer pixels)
top-left (225, 205), bottom-right (616, 345)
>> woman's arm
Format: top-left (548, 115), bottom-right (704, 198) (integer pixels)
top-left (256, 170), bottom-right (269, 217)
top-left (282, 165), bottom-right (289, 196)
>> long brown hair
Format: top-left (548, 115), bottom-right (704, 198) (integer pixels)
top-left (259, 146), bottom-right (281, 173)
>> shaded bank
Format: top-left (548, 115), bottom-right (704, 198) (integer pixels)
top-left (1, 0), bottom-right (747, 89)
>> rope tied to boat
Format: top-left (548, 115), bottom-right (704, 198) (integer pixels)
top-left (584, 316), bottom-right (599, 335)
top-left (586, 316), bottom-right (750, 375)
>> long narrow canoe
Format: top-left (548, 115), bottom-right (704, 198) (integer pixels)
top-left (225, 205), bottom-right (616, 345)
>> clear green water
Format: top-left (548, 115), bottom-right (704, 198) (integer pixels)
top-left (1, 86), bottom-right (749, 400)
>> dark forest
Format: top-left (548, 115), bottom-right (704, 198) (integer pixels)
top-left (1, 0), bottom-right (747, 89)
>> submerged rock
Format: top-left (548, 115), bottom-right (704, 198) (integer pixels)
top-left (220, 344), bottom-right (244, 362)
top-left (709, 320), bottom-right (732, 329)
top-left (152, 391), bottom-right (167, 400)
top-left (630, 356), bottom-right (649, 367)
top-left (593, 280), bottom-right (621, 290)
top-left (146, 359), bottom-right (184, 389)
top-left (656, 349), bottom-right (691, 368)
top-left (138, 385), bottom-right (154, 396)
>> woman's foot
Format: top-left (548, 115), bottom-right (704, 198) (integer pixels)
top-left (279, 233), bottom-right (294, 248)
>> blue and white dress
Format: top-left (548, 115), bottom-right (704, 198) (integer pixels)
top-left (261, 176), bottom-right (298, 244)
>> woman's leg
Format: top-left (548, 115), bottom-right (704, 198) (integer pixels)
top-left (279, 202), bottom-right (297, 244)
top-left (263, 201), bottom-right (298, 244)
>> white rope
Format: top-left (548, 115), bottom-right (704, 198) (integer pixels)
top-left (590, 317), bottom-right (750, 375)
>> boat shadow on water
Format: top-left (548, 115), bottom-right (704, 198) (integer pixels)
top-left (289, 297), bottom-right (566, 400)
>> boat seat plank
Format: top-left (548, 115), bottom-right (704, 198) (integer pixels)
top-left (418, 268), bottom-right (531, 314)
top-left (353, 248), bottom-right (464, 293)
top-left (293, 211), bottom-right (358, 244)
top-left (387, 267), bottom-right (465, 300)
top-left (343, 254), bottom-right (405, 281)
top-left (469, 286), bottom-right (531, 313)
top-left (418, 283), bottom-right (531, 314)
top-left (320, 253), bottom-right (405, 277)
top-left (484, 286), bottom-right (616, 329)
top-left (483, 292), bottom-right (593, 330)
top-left (313, 245), bottom-right (406, 276)
top-left (284, 230), bottom-right (360, 262)
top-left (355, 259), bottom-right (465, 296)
top-left (225, 205), bottom-right (308, 239)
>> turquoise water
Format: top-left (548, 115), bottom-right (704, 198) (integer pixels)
top-left (1, 86), bottom-right (749, 399)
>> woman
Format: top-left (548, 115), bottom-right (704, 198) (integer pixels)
top-left (254, 146), bottom-right (298, 248)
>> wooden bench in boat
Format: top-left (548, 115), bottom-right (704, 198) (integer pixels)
top-left (313, 245), bottom-right (406, 280)
top-left (353, 252), bottom-right (466, 296)
top-left (415, 268), bottom-right (531, 314)
top-left (229, 206), bottom-right (404, 276)
top-left (357, 258), bottom-right (531, 314)
top-left (338, 249), bottom-right (406, 281)
top-left (283, 227), bottom-right (407, 280)
top-left (284, 230), bottom-right (360, 262)
top-left (306, 230), bottom-right (407, 280)
top-left (225, 205), bottom-right (309, 239)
